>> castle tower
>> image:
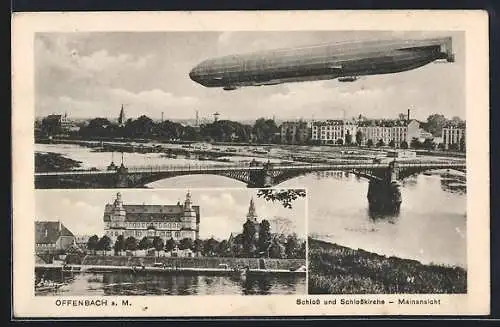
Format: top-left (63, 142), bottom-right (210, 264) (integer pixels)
top-left (246, 197), bottom-right (258, 223)
top-left (110, 192), bottom-right (126, 240)
top-left (118, 104), bottom-right (126, 127)
top-left (182, 191), bottom-right (197, 239)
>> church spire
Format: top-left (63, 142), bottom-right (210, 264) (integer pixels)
top-left (118, 104), bottom-right (126, 126)
top-left (246, 197), bottom-right (258, 222)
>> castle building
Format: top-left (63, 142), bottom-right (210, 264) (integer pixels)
top-left (103, 192), bottom-right (200, 243)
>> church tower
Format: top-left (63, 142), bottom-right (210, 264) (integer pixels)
top-left (118, 104), bottom-right (126, 127)
top-left (182, 191), bottom-right (198, 239)
top-left (110, 192), bottom-right (126, 241)
top-left (246, 197), bottom-right (258, 223)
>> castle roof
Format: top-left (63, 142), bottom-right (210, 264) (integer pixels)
top-left (103, 204), bottom-right (201, 223)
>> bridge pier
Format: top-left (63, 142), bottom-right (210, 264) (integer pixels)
top-left (114, 164), bottom-right (130, 188)
top-left (247, 159), bottom-right (273, 188)
top-left (367, 161), bottom-right (402, 214)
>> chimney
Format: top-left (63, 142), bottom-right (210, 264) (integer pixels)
top-left (407, 109), bottom-right (410, 121)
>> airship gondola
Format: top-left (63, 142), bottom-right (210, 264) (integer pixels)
top-left (189, 37), bottom-right (455, 90)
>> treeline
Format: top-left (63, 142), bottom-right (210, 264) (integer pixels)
top-left (85, 225), bottom-right (305, 260)
top-left (42, 115), bottom-right (280, 144)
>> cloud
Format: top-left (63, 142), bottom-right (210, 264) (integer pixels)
top-left (35, 31), bottom-right (465, 121)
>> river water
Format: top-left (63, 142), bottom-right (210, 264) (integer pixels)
top-left (35, 271), bottom-right (306, 296)
top-left (35, 143), bottom-right (467, 268)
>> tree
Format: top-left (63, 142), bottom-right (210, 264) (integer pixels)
top-left (438, 143), bottom-right (446, 151)
top-left (366, 139), bottom-right (374, 147)
top-left (205, 237), bottom-right (220, 257)
top-left (376, 139), bottom-right (385, 147)
top-left (113, 235), bottom-right (124, 255)
top-left (193, 238), bottom-right (204, 255)
top-left (87, 235), bottom-right (99, 255)
top-left (217, 240), bottom-right (230, 257)
top-left (425, 114), bottom-right (448, 136)
top-left (256, 189), bottom-right (306, 209)
top-left (449, 143), bottom-right (459, 151)
top-left (164, 237), bottom-right (177, 253)
top-left (96, 235), bottom-right (112, 254)
top-left (400, 140), bottom-right (409, 149)
top-left (410, 137), bottom-right (422, 149)
top-left (138, 237), bottom-right (152, 250)
top-left (179, 238), bottom-right (194, 251)
top-left (388, 139), bottom-right (395, 148)
top-left (269, 240), bottom-right (285, 259)
top-left (336, 138), bottom-right (344, 146)
top-left (258, 219), bottom-right (272, 256)
top-left (285, 234), bottom-right (299, 259)
top-left (124, 236), bottom-right (137, 254)
top-left (345, 132), bottom-right (352, 145)
top-left (152, 236), bottom-right (164, 256)
top-left (459, 135), bottom-right (466, 152)
top-left (398, 113), bottom-right (408, 120)
top-left (355, 130), bottom-right (363, 146)
top-left (253, 118), bottom-right (279, 144)
top-left (230, 234), bottom-right (244, 257)
top-left (422, 138), bottom-right (436, 150)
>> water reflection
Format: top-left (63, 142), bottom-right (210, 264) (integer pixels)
top-left (35, 271), bottom-right (306, 296)
top-left (279, 171), bottom-right (467, 268)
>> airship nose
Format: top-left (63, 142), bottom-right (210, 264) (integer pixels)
top-left (189, 64), bottom-right (204, 84)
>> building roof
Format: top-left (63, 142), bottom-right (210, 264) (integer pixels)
top-left (35, 221), bottom-right (74, 244)
top-left (103, 204), bottom-right (201, 223)
top-left (443, 121), bottom-right (466, 129)
top-left (357, 119), bottom-right (419, 127)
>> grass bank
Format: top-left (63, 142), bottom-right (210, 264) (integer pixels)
top-left (308, 238), bottom-right (466, 294)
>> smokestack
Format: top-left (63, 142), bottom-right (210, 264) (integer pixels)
top-left (161, 112), bottom-right (164, 122)
top-left (407, 109), bottom-right (410, 121)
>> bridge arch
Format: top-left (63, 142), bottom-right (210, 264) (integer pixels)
top-left (143, 173), bottom-right (248, 188)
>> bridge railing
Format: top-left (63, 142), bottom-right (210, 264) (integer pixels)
top-left (35, 160), bottom-right (465, 176)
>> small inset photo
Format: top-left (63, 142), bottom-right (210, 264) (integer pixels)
top-left (34, 188), bottom-right (307, 296)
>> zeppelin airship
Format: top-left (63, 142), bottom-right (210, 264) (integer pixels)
top-left (189, 37), bottom-right (455, 90)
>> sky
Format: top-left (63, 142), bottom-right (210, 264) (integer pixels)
top-left (35, 31), bottom-right (465, 122)
top-left (35, 189), bottom-right (306, 240)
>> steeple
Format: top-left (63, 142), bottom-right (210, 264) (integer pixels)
top-left (246, 197), bottom-right (258, 222)
top-left (118, 104), bottom-right (126, 126)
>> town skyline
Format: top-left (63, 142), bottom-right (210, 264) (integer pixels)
top-left (35, 189), bottom-right (306, 239)
top-left (35, 31), bottom-right (465, 122)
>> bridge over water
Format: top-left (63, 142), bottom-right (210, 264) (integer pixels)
top-left (35, 159), bottom-right (465, 186)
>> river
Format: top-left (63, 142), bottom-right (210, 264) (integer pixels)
top-left (35, 271), bottom-right (306, 296)
top-left (35, 143), bottom-right (467, 268)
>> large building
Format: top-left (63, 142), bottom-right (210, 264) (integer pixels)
top-left (41, 113), bottom-right (72, 135)
top-left (35, 221), bottom-right (75, 254)
top-left (311, 119), bottom-right (357, 145)
top-left (103, 192), bottom-right (200, 243)
top-left (442, 121), bottom-right (466, 150)
top-left (357, 119), bottom-right (420, 147)
top-left (280, 120), bottom-right (310, 144)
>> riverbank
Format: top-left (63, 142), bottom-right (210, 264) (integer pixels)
top-left (36, 255), bottom-right (306, 276)
top-left (308, 238), bottom-right (466, 294)
top-left (35, 152), bottom-right (83, 172)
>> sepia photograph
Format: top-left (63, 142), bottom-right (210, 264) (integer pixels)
top-left (34, 188), bottom-right (307, 296)
top-left (12, 11), bottom-right (489, 317)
